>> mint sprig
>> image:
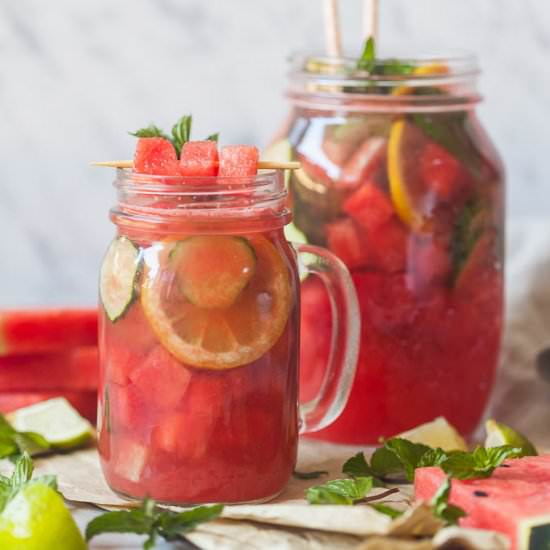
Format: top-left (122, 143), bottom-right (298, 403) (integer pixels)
top-left (306, 477), bottom-right (374, 505)
top-left (0, 453), bottom-right (57, 512)
top-left (0, 414), bottom-right (49, 459)
top-left (205, 132), bottom-right (219, 143)
top-left (129, 124), bottom-right (170, 140)
top-left (431, 477), bottom-right (467, 525)
top-left (357, 37), bottom-right (376, 72)
top-left (293, 470), bottom-right (329, 480)
top-left (85, 497), bottom-right (223, 550)
top-left (441, 446), bottom-right (521, 480)
top-left (171, 115), bottom-right (193, 156)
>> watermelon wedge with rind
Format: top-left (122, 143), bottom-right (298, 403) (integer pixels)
top-left (415, 455), bottom-right (550, 550)
top-left (0, 347), bottom-right (98, 391)
top-left (0, 309), bottom-right (97, 356)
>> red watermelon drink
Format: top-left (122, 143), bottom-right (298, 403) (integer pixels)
top-left (97, 118), bottom-right (360, 504)
top-left (271, 53), bottom-right (504, 443)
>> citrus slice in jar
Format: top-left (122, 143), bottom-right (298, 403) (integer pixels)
top-left (141, 235), bottom-right (292, 370)
top-left (388, 119), bottom-right (429, 229)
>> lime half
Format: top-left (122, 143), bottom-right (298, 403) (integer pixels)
top-left (397, 416), bottom-right (468, 452)
top-left (7, 398), bottom-right (93, 450)
top-left (0, 483), bottom-right (86, 550)
top-left (485, 419), bottom-right (537, 457)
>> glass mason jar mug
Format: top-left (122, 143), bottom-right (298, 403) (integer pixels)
top-left (273, 54), bottom-right (505, 443)
top-left (97, 169), bottom-right (360, 504)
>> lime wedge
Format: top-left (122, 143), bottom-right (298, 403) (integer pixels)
top-left (397, 416), bottom-right (468, 452)
top-left (0, 483), bottom-right (86, 549)
top-left (485, 419), bottom-right (537, 457)
top-left (7, 398), bottom-right (93, 450)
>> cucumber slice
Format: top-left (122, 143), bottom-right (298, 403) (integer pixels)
top-left (100, 236), bottom-right (140, 322)
top-left (170, 236), bottom-right (256, 310)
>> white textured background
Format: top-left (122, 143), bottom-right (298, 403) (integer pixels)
top-left (0, 0), bottom-right (549, 306)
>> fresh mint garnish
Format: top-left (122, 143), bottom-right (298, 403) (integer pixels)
top-left (129, 124), bottom-right (170, 140)
top-left (0, 414), bottom-right (49, 459)
top-left (306, 477), bottom-right (374, 505)
top-left (86, 497), bottom-right (223, 550)
top-left (171, 115), bottom-right (193, 156)
top-left (371, 503), bottom-right (404, 519)
top-left (293, 470), bottom-right (328, 480)
top-left (357, 37), bottom-right (376, 72)
top-left (205, 132), bottom-right (219, 143)
top-left (441, 446), bottom-right (521, 480)
top-left (431, 477), bottom-right (467, 525)
top-left (451, 200), bottom-right (486, 281)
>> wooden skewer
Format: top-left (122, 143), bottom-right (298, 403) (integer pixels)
top-left (90, 160), bottom-right (302, 170)
top-left (323, 0), bottom-right (342, 57)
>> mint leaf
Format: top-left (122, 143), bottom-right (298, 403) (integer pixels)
top-left (306, 477), bottom-right (374, 505)
top-left (157, 504), bottom-right (223, 539)
top-left (0, 415), bottom-right (49, 459)
top-left (357, 37), bottom-right (376, 72)
top-left (171, 115), bottom-right (193, 156)
top-left (384, 439), bottom-right (433, 481)
top-left (205, 132), bottom-right (219, 143)
top-left (431, 477), bottom-right (467, 525)
top-left (10, 451), bottom-right (33, 489)
top-left (371, 503), bottom-right (404, 519)
top-left (370, 446), bottom-right (407, 478)
top-left (293, 470), bottom-right (328, 480)
top-left (129, 124), bottom-right (170, 140)
top-left (442, 445), bottom-right (521, 480)
top-left (417, 447), bottom-right (448, 469)
top-left (343, 452), bottom-right (373, 478)
top-left (451, 200), bottom-right (486, 282)
top-left (86, 497), bottom-right (223, 549)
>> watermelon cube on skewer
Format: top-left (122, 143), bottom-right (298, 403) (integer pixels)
top-left (133, 137), bottom-right (180, 176)
top-left (219, 145), bottom-right (259, 177)
top-left (179, 141), bottom-right (219, 177)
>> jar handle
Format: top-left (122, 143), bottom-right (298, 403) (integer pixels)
top-left (293, 243), bottom-right (360, 434)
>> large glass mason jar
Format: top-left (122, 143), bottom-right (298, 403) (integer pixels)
top-left (270, 54), bottom-right (504, 444)
top-left (97, 169), bottom-right (359, 504)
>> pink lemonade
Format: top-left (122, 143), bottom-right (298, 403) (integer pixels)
top-left (97, 125), bottom-right (359, 504)
top-left (276, 54), bottom-right (505, 443)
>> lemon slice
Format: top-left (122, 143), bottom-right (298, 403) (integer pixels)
top-left (142, 236), bottom-right (292, 370)
top-left (485, 419), bottom-right (537, 457)
top-left (393, 63), bottom-right (449, 96)
top-left (7, 398), bottom-right (93, 450)
top-left (397, 416), bottom-right (468, 452)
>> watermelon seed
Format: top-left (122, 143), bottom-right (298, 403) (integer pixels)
top-left (473, 490), bottom-right (489, 497)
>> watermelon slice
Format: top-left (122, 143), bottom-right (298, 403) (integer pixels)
top-left (179, 141), bottom-right (219, 177)
top-left (0, 347), bottom-right (98, 391)
top-left (133, 137), bottom-right (179, 176)
top-left (218, 145), bottom-right (259, 177)
top-left (0, 309), bottom-right (98, 356)
top-left (415, 456), bottom-right (550, 550)
top-left (0, 391), bottom-right (97, 422)
top-left (325, 218), bottom-right (368, 269)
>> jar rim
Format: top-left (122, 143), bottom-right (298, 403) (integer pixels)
top-left (111, 169), bottom-right (291, 234)
top-left (287, 51), bottom-right (481, 112)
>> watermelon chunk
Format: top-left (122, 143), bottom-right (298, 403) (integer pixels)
top-left (0, 347), bottom-right (98, 390)
top-left (179, 141), bottom-right (219, 177)
top-left (133, 137), bottom-right (179, 176)
top-left (0, 309), bottom-right (98, 356)
top-left (128, 345), bottom-right (191, 410)
top-left (326, 218), bottom-right (368, 269)
top-left (420, 142), bottom-right (460, 201)
top-left (366, 217), bottom-right (409, 273)
top-left (415, 456), bottom-right (550, 550)
top-left (343, 182), bottom-right (395, 233)
top-left (0, 391), bottom-right (97, 422)
top-left (218, 145), bottom-right (259, 177)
